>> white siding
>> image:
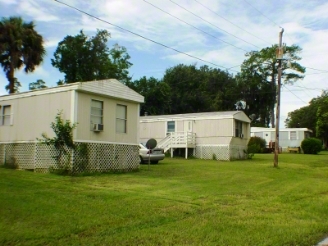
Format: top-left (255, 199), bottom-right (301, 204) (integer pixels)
top-left (0, 91), bottom-right (72, 142)
top-left (140, 121), bottom-right (166, 143)
top-left (75, 92), bottom-right (139, 144)
top-left (250, 127), bottom-right (313, 150)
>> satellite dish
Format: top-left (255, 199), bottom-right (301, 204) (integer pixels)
top-left (235, 100), bottom-right (246, 111)
top-left (249, 114), bottom-right (257, 121)
top-left (146, 138), bottom-right (157, 150)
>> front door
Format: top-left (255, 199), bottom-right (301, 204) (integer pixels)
top-left (184, 120), bottom-right (193, 133)
top-left (263, 131), bottom-right (271, 147)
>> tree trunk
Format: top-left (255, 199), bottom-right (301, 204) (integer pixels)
top-left (8, 63), bottom-right (15, 94)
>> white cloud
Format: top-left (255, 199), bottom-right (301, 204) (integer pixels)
top-left (1, 0), bottom-right (328, 127)
top-left (17, 0), bottom-right (59, 22)
top-left (0, 0), bottom-right (17, 4)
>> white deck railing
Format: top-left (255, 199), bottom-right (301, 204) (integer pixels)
top-left (158, 132), bottom-right (196, 152)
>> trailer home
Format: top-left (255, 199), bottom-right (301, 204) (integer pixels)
top-left (0, 79), bottom-right (144, 172)
top-left (250, 127), bottom-right (312, 151)
top-left (140, 111), bottom-right (251, 160)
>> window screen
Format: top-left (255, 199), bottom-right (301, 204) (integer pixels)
top-left (116, 104), bottom-right (127, 133)
top-left (91, 100), bottom-right (103, 125)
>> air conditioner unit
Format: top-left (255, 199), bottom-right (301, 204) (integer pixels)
top-left (93, 124), bottom-right (104, 132)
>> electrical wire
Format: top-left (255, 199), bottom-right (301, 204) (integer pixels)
top-left (193, 0), bottom-right (272, 45)
top-left (305, 66), bottom-right (328, 73)
top-left (53, 0), bottom-right (239, 73)
top-left (169, 0), bottom-right (262, 49)
top-left (306, 72), bottom-right (328, 76)
top-left (54, 0), bottom-right (328, 83)
top-left (242, 0), bottom-right (295, 44)
top-left (287, 84), bottom-right (326, 92)
top-left (282, 84), bottom-right (309, 104)
top-left (143, 0), bottom-right (249, 52)
top-left (195, 0), bottom-right (326, 77)
top-left (243, 0), bottom-right (280, 27)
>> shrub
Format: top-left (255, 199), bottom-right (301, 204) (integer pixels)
top-left (301, 138), bottom-right (322, 154)
top-left (244, 146), bottom-right (255, 159)
top-left (248, 137), bottom-right (266, 153)
top-left (38, 111), bottom-right (77, 174)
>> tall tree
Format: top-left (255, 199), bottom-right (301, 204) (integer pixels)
top-left (199, 65), bottom-right (238, 112)
top-left (52, 30), bottom-right (132, 84)
top-left (0, 16), bottom-right (45, 94)
top-left (126, 76), bottom-right (171, 116)
top-left (235, 71), bottom-right (274, 127)
top-left (29, 79), bottom-right (47, 90)
top-left (162, 64), bottom-right (209, 114)
top-left (240, 45), bottom-right (305, 127)
top-left (162, 64), bottom-right (237, 114)
top-left (5, 78), bottom-right (21, 93)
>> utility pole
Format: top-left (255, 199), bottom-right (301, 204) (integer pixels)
top-left (274, 28), bottom-right (284, 168)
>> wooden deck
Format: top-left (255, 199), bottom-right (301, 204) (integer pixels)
top-left (158, 132), bottom-right (196, 159)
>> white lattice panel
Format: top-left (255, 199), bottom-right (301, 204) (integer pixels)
top-left (3, 143), bottom-right (35, 169)
top-left (0, 142), bottom-right (139, 173)
top-left (0, 145), bottom-right (5, 164)
top-left (73, 142), bottom-right (139, 173)
top-left (35, 143), bottom-right (66, 172)
top-left (194, 145), bottom-right (230, 161)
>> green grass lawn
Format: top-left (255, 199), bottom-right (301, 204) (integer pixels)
top-left (1, 153), bottom-right (328, 245)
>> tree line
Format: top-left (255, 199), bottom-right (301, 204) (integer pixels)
top-left (1, 16), bottom-right (317, 132)
top-left (286, 91), bottom-right (328, 148)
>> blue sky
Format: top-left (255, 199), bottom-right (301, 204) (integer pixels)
top-left (1, 0), bottom-right (328, 126)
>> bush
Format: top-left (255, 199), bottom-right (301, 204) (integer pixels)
top-left (301, 138), bottom-right (322, 154)
top-left (248, 137), bottom-right (266, 153)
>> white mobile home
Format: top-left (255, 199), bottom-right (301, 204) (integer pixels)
top-left (250, 127), bottom-right (312, 151)
top-left (0, 79), bottom-right (144, 172)
top-left (140, 111), bottom-right (251, 160)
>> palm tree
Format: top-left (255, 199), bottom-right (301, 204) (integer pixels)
top-left (0, 16), bottom-right (45, 94)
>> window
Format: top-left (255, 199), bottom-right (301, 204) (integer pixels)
top-left (235, 120), bottom-right (243, 137)
top-left (91, 100), bottom-right (103, 126)
top-left (0, 105), bottom-right (11, 126)
top-left (167, 121), bottom-right (175, 133)
top-left (116, 104), bottom-right (127, 133)
top-left (290, 131), bottom-right (297, 140)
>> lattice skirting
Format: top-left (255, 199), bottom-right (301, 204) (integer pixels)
top-left (194, 145), bottom-right (247, 161)
top-left (0, 142), bottom-right (139, 173)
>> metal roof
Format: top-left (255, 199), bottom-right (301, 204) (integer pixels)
top-left (141, 111), bottom-right (251, 122)
top-left (0, 79), bottom-right (144, 103)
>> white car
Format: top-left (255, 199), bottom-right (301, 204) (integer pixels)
top-left (139, 143), bottom-right (165, 164)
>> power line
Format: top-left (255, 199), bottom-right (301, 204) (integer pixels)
top-left (193, 0), bottom-right (272, 45)
top-left (193, 0), bottom-right (328, 78)
top-left (143, 0), bottom-right (248, 52)
top-left (282, 84), bottom-right (308, 103)
top-left (243, 0), bottom-right (281, 27)
top-left (53, 0), bottom-right (239, 73)
top-left (306, 72), bottom-right (328, 76)
top-left (177, 0), bottom-right (328, 76)
top-left (305, 66), bottom-right (328, 73)
top-left (242, 0), bottom-right (295, 45)
top-left (288, 84), bottom-right (326, 92)
top-left (293, 81), bottom-right (316, 98)
top-left (169, 0), bottom-right (262, 49)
